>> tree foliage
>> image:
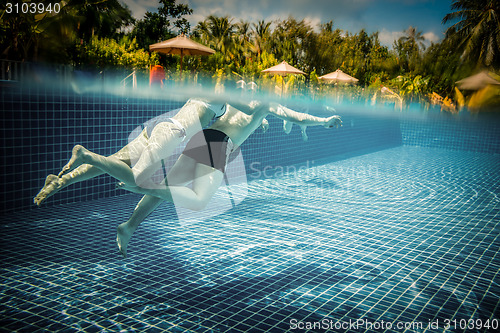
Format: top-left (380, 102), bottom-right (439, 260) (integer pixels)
top-left (131, 0), bottom-right (192, 50)
top-left (0, 0), bottom-right (134, 62)
top-left (2, 0), bottom-right (498, 104)
top-left (76, 36), bottom-right (158, 69)
top-left (443, 0), bottom-right (500, 68)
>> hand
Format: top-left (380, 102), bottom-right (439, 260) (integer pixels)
top-left (324, 115), bottom-right (342, 128)
top-left (283, 120), bottom-right (293, 134)
top-left (261, 119), bottom-right (269, 133)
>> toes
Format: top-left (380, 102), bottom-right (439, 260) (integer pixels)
top-left (116, 240), bottom-right (126, 259)
top-left (58, 145), bottom-right (85, 177)
top-left (44, 174), bottom-right (56, 185)
top-left (33, 193), bottom-right (42, 205)
top-left (58, 168), bottom-right (67, 177)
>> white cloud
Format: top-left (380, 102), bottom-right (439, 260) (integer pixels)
top-left (181, 0), bottom-right (269, 27)
top-left (122, 0), bottom-right (448, 44)
top-left (304, 16), bottom-right (322, 31)
top-left (181, 0), bottom-right (374, 27)
top-left (378, 28), bottom-right (442, 49)
top-left (423, 31), bottom-right (440, 43)
top-left (378, 29), bottom-right (405, 47)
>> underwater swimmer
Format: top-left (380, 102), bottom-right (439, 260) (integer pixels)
top-left (34, 98), bottom-right (268, 205)
top-left (115, 102), bottom-right (342, 258)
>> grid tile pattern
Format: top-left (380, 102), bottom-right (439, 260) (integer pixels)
top-left (1, 86), bottom-right (402, 213)
top-left (401, 113), bottom-right (500, 154)
top-left (1, 146), bottom-right (499, 332)
top-left (1, 86), bottom-right (184, 212)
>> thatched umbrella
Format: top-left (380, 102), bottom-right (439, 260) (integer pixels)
top-left (318, 69), bottom-right (358, 84)
top-left (456, 71), bottom-right (500, 91)
top-left (261, 61), bottom-right (305, 95)
top-left (149, 34), bottom-right (215, 75)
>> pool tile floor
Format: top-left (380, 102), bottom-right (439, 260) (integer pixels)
top-left (1, 146), bottom-right (499, 332)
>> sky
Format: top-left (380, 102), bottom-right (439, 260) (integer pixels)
top-left (121, 0), bottom-right (454, 48)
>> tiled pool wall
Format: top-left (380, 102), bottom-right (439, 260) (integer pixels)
top-left (1, 86), bottom-right (498, 213)
top-left (401, 113), bottom-right (500, 153)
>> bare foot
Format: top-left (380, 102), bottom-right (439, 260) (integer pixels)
top-left (116, 223), bottom-right (134, 259)
top-left (58, 145), bottom-right (89, 177)
top-left (34, 174), bottom-right (63, 206)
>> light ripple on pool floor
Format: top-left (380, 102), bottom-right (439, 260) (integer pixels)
top-left (1, 146), bottom-right (499, 331)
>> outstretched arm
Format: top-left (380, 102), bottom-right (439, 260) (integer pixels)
top-left (225, 100), bottom-right (261, 115)
top-left (270, 104), bottom-right (342, 128)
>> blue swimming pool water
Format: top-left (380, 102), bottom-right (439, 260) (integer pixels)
top-left (1, 145), bottom-right (499, 332)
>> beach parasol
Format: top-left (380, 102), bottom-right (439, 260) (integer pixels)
top-left (261, 60), bottom-right (306, 76)
top-left (261, 61), bottom-right (305, 95)
top-left (149, 34), bottom-right (215, 75)
top-left (456, 71), bottom-right (500, 91)
top-left (318, 69), bottom-right (358, 84)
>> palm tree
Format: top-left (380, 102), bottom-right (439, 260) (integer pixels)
top-left (400, 26), bottom-right (426, 52)
top-left (394, 26), bottom-right (425, 72)
top-left (0, 0), bottom-right (132, 62)
top-left (234, 20), bottom-right (253, 68)
top-left (252, 20), bottom-right (271, 57)
top-left (443, 0), bottom-right (500, 68)
top-left (196, 15), bottom-right (235, 57)
top-left (73, 0), bottom-right (134, 41)
top-left (236, 20), bottom-right (251, 42)
top-left (270, 18), bottom-right (312, 66)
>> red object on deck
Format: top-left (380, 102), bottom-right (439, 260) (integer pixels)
top-left (149, 65), bottom-right (165, 87)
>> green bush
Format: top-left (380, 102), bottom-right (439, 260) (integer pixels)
top-left (77, 36), bottom-right (159, 69)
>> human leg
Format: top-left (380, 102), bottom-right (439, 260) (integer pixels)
top-left (58, 145), bottom-right (139, 186)
top-left (34, 166), bottom-right (104, 206)
top-left (119, 162), bottom-right (224, 211)
top-left (58, 122), bottom-right (184, 188)
top-left (116, 194), bottom-right (163, 258)
top-left (116, 154), bottom-right (197, 199)
top-left (115, 155), bottom-right (198, 258)
top-left (171, 164), bottom-right (225, 211)
top-left (131, 121), bottom-right (185, 188)
top-left (115, 168), bottom-right (224, 259)
top-left (34, 136), bottom-right (144, 206)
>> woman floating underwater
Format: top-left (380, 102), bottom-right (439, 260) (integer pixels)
top-left (53, 100), bottom-right (341, 258)
top-left (33, 98), bottom-right (267, 205)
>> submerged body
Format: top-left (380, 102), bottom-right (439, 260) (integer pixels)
top-left (34, 99), bottom-right (229, 205)
top-left (114, 102), bottom-right (342, 257)
top-left (35, 96), bottom-right (341, 258)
